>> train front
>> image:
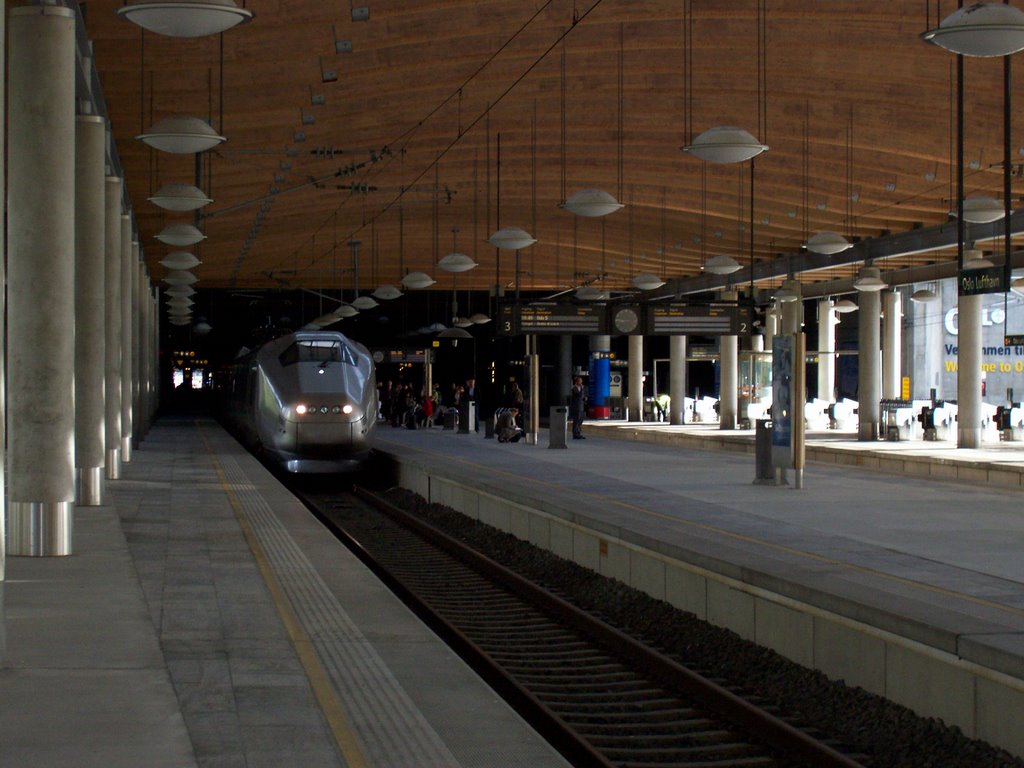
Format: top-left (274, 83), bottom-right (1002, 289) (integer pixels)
top-left (255, 331), bottom-right (377, 472)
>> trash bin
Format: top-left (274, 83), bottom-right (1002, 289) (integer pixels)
top-left (457, 401), bottom-right (476, 434)
top-left (443, 410), bottom-right (458, 431)
top-left (754, 418), bottom-right (774, 484)
top-left (549, 406), bottom-right (568, 449)
top-left (484, 414), bottom-right (495, 439)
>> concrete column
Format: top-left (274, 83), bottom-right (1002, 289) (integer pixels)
top-left (669, 335), bottom-right (687, 425)
top-left (151, 288), bottom-right (161, 422)
top-left (718, 290), bottom-right (738, 429)
top-left (121, 233), bottom-right (135, 462)
top-left (137, 267), bottom-right (149, 440)
top-left (764, 305), bottom-right (778, 350)
top-left (958, 293), bottom-right (983, 448)
top-left (75, 114), bottom-right (108, 506)
top-left (105, 187), bottom-right (124, 479)
top-left (557, 335), bottom-right (572, 406)
top-left (857, 268), bottom-right (882, 441)
top-left (882, 291), bottom-right (902, 400)
top-left (7, 5), bottom-right (77, 555)
top-left (628, 334), bottom-right (644, 421)
top-left (588, 334), bottom-right (611, 418)
top-left (779, 280), bottom-right (803, 335)
top-left (1, 0), bottom-right (7, 652)
top-left (817, 299), bottom-right (837, 403)
top-left (132, 255), bottom-right (144, 447)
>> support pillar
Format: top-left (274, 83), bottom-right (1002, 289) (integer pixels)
top-left (588, 335), bottom-right (611, 418)
top-left (817, 299), bottom-right (837, 403)
top-left (526, 335), bottom-right (540, 444)
top-left (104, 187), bottom-right (124, 479)
top-left (7, 6), bottom-right (77, 555)
top-left (75, 114), bottom-right (107, 506)
top-left (719, 290), bottom-right (738, 429)
top-left (121, 232), bottom-right (135, 462)
top-left (1, 0), bottom-right (8, 655)
top-left (958, 293), bottom-right (983, 448)
top-left (628, 334), bottom-right (643, 421)
top-left (669, 335), bottom-right (687, 425)
top-left (882, 291), bottom-right (902, 400)
top-left (557, 335), bottom-right (572, 406)
top-left (132, 255), bottom-right (144, 447)
top-left (857, 268), bottom-right (882, 441)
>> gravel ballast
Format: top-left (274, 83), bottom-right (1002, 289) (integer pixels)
top-left (381, 486), bottom-right (1024, 768)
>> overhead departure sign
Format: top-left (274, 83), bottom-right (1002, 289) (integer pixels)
top-left (498, 302), bottom-right (606, 335)
top-left (646, 303), bottom-right (741, 336)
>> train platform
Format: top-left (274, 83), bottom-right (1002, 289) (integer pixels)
top-left (0, 417), bottom-right (571, 768)
top-left (374, 419), bottom-right (1024, 759)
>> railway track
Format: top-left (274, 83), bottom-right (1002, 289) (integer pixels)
top-left (303, 486), bottom-right (867, 768)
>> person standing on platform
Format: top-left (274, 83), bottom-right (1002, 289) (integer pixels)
top-left (510, 381), bottom-right (524, 410)
top-left (570, 376), bottom-right (587, 440)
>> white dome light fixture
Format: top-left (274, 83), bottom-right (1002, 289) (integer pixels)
top-left (159, 251), bottom-right (202, 270)
top-left (833, 298), bottom-right (859, 313)
top-left (487, 226), bottom-right (537, 250)
top-left (372, 284), bottom-right (403, 300)
top-left (156, 223), bottom-right (206, 246)
top-left (164, 285), bottom-right (196, 298)
top-left (163, 270), bottom-right (198, 286)
top-left (469, 313), bottom-right (492, 325)
top-left (332, 304), bottom-right (359, 319)
top-left (148, 183), bottom-right (213, 211)
top-left (632, 273), bottom-right (666, 291)
top-left (437, 252), bottom-right (478, 273)
top-left (166, 297), bottom-right (194, 308)
top-left (921, 2), bottom-right (1024, 57)
top-left (401, 272), bottom-right (436, 290)
top-left (953, 196), bottom-right (1007, 223)
top-left (561, 189), bottom-right (624, 218)
top-left (962, 248), bottom-right (995, 269)
top-left (351, 296), bottom-right (379, 311)
top-left (453, 316), bottom-right (474, 328)
top-left (168, 317), bottom-right (192, 326)
top-left (682, 126), bottom-right (768, 164)
top-left (137, 116), bottom-right (225, 154)
top-left (703, 254), bottom-right (743, 275)
top-left (117, 0), bottom-right (253, 38)
top-left (439, 327), bottom-right (473, 338)
top-left (805, 231), bottom-right (853, 255)
top-left (193, 320), bottom-right (213, 335)
top-left (911, 288), bottom-right (940, 303)
top-left (428, 322), bottom-right (448, 332)
top-left (774, 279), bottom-right (802, 303)
top-left (575, 287), bottom-right (605, 301)
top-left (853, 267), bottom-right (887, 292)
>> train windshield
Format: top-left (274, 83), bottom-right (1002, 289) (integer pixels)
top-left (278, 340), bottom-right (356, 367)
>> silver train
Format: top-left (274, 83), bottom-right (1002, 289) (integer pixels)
top-left (219, 330), bottom-right (377, 473)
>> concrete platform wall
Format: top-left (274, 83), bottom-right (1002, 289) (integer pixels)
top-left (397, 463), bottom-right (1024, 759)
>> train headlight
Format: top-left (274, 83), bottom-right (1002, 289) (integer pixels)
top-left (296, 404), bottom-right (308, 415)
top-left (342, 404), bottom-right (354, 415)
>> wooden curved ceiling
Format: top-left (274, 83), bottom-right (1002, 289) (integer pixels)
top-left (85, 1), bottom-right (1024, 296)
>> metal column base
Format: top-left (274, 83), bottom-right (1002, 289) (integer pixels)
top-left (106, 447), bottom-right (122, 480)
top-left (8, 501), bottom-right (74, 556)
top-left (121, 436), bottom-right (132, 463)
top-left (78, 466), bottom-right (104, 506)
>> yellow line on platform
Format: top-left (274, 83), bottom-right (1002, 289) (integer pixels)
top-left (204, 436), bottom-right (369, 768)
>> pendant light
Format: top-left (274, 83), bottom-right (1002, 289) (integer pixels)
top-left (683, 126), bottom-right (768, 164)
top-left (962, 247), bottom-right (994, 269)
top-left (163, 270), bottom-right (198, 285)
top-left (117, 0), bottom-right (253, 38)
top-left (853, 266), bottom-right (886, 292)
top-left (955, 196), bottom-right (1006, 224)
top-left (137, 116), bottom-right (225, 154)
top-left (703, 254), bottom-right (743, 275)
top-left (806, 231), bottom-right (853, 255)
top-left (156, 223), bottom-right (206, 246)
top-left (911, 287), bottom-right (940, 303)
top-left (487, 226), bottom-right (536, 250)
top-left (401, 272), bottom-right (436, 290)
top-left (470, 313), bottom-right (492, 324)
top-left (193, 319), bottom-right (213, 335)
top-left (148, 183), bottom-right (213, 211)
top-left (833, 298), bottom-right (859, 313)
top-left (159, 251), bottom-right (201, 270)
top-left (921, 3), bottom-right (1024, 58)
top-left (373, 284), bottom-right (402, 300)
top-left (165, 285), bottom-right (196, 298)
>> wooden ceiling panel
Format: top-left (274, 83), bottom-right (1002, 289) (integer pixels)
top-left (84, 1), bottom-right (1024, 297)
